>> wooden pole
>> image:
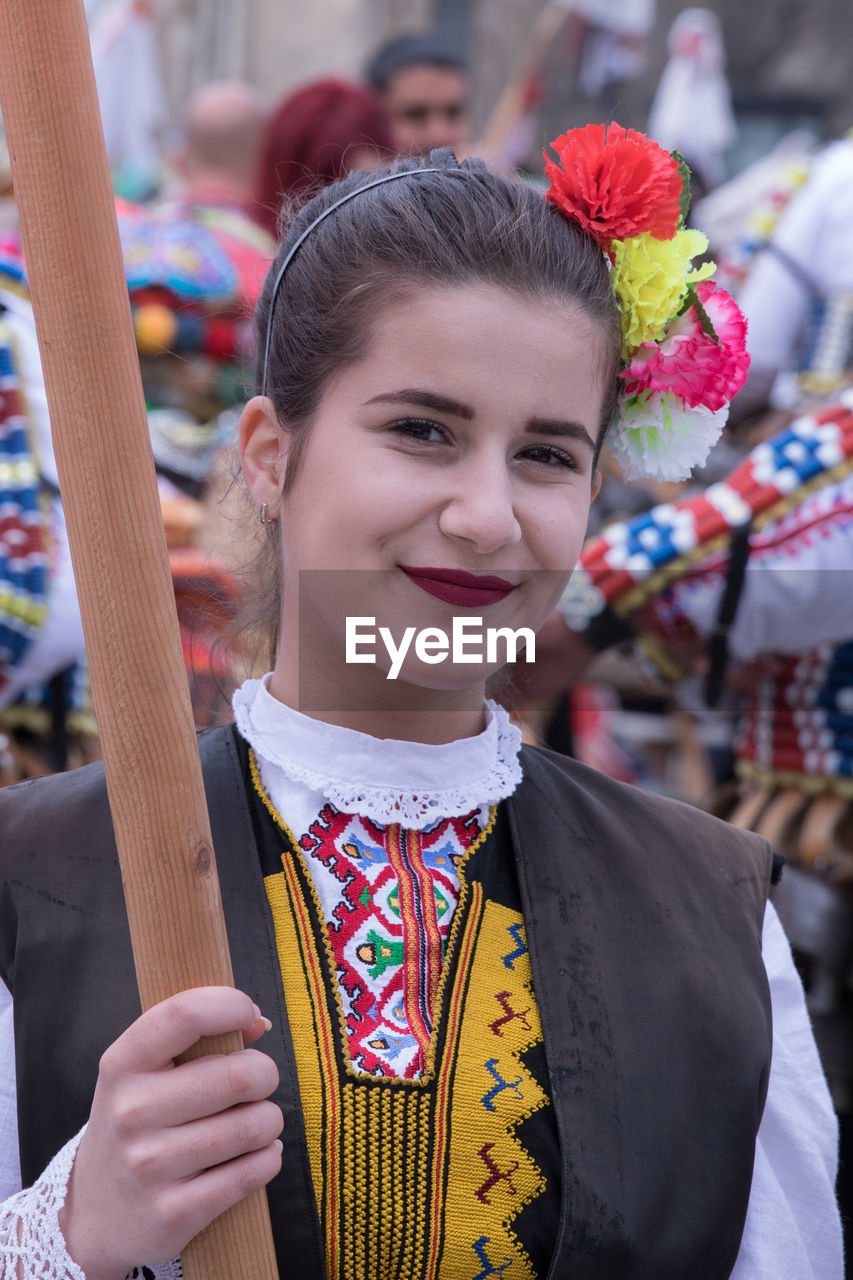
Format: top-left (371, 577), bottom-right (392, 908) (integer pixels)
top-left (479, 3), bottom-right (570, 156)
top-left (0, 2), bottom-right (278, 1276)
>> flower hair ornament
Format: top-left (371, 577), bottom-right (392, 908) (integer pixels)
top-left (544, 122), bottom-right (750, 482)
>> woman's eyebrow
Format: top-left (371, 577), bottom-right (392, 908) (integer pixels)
top-left (364, 392), bottom-right (595, 451)
top-left (364, 389), bottom-right (474, 419)
top-left (527, 419), bottom-right (595, 450)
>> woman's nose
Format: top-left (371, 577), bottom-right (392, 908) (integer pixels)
top-left (437, 456), bottom-right (522, 555)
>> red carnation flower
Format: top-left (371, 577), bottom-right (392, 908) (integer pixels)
top-left (544, 123), bottom-right (684, 246)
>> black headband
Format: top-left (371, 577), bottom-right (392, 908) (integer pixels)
top-left (261, 166), bottom-right (451, 396)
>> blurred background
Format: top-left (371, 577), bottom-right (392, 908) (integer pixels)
top-left (81, 0), bottom-right (853, 193)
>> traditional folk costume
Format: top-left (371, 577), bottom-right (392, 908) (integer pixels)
top-left (0, 679), bottom-right (842, 1278)
top-left (0, 190), bottom-right (272, 754)
top-left (734, 137), bottom-right (853, 412)
top-left (560, 399), bottom-right (853, 844)
top-left (0, 126), bottom-right (841, 1279)
top-left (0, 250), bottom-right (88, 748)
top-left (560, 398), bottom-right (853, 1099)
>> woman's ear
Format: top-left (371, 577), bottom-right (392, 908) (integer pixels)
top-left (239, 396), bottom-right (288, 512)
top-left (590, 468), bottom-right (603, 504)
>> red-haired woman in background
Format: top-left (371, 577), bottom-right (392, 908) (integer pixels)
top-left (253, 77), bottom-right (394, 238)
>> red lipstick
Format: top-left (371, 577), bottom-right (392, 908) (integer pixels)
top-left (400, 566), bottom-right (517, 607)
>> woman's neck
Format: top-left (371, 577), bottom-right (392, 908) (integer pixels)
top-left (266, 660), bottom-right (489, 745)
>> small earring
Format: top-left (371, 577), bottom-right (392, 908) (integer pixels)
top-left (259, 502), bottom-right (268, 526)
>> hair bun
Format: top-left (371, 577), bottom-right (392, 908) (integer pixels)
top-left (427, 147), bottom-right (461, 168)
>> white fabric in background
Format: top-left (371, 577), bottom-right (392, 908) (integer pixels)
top-left (664, 466), bottom-right (853, 662)
top-left (90, 0), bottom-right (167, 191)
top-left (565, 0), bottom-right (656, 36)
top-left (647, 8), bottom-right (737, 188)
top-left (738, 139), bottom-right (853, 378)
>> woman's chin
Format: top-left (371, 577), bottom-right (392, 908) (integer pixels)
top-left (373, 657), bottom-right (505, 697)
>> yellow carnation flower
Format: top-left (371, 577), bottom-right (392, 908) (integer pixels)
top-left (611, 229), bottom-right (715, 356)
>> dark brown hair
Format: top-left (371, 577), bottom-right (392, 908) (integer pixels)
top-left (244, 149), bottom-right (621, 663)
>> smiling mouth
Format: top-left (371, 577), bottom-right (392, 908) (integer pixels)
top-left (400, 565), bottom-right (518, 607)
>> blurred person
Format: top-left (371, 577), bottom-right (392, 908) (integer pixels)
top-left (91, 0), bottom-right (167, 200)
top-left (0, 251), bottom-right (92, 776)
top-left (525, 396), bottom-right (853, 1242)
top-left (365, 32), bottom-right (472, 157)
top-left (647, 8), bottom-right (737, 193)
top-left (173, 79), bottom-right (268, 219)
top-left (253, 78), bottom-right (394, 238)
top-left (162, 80), bottom-right (275, 308)
top-left (729, 134), bottom-right (853, 424)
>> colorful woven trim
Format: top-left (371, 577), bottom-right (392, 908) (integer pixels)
top-left (561, 401), bottom-right (853, 631)
top-left (734, 642), bottom-right (853, 787)
top-left (798, 294), bottom-right (853, 396)
top-left (266, 872), bottom-right (548, 1280)
top-left (0, 317), bottom-right (49, 696)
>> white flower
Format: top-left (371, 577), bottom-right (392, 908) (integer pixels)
top-left (607, 391), bottom-right (729, 483)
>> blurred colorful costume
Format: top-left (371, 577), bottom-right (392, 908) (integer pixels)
top-left (561, 399), bottom-right (853, 1101)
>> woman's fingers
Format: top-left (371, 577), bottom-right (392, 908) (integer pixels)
top-left (126, 1099), bottom-right (284, 1183)
top-left (111, 1045), bottom-right (280, 1131)
top-left (102, 986), bottom-right (264, 1074)
top-left (59, 987), bottom-right (282, 1280)
top-left (242, 1012), bottom-right (273, 1047)
top-left (161, 1138), bottom-right (285, 1249)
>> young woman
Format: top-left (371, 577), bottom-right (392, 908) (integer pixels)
top-left (0, 129), bottom-right (842, 1279)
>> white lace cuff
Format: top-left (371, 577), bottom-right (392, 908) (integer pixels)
top-left (0, 1127), bottom-right (86, 1279)
top-left (0, 1128), bottom-right (185, 1280)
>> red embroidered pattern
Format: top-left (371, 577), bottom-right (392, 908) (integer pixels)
top-left (297, 803), bottom-right (485, 1078)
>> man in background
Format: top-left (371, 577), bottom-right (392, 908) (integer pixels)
top-left (365, 33), bottom-right (472, 158)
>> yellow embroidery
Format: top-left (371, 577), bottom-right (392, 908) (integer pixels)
top-left (258, 756), bottom-right (550, 1279)
top-left (437, 904), bottom-right (547, 1280)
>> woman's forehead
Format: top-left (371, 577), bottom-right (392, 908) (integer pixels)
top-left (321, 282), bottom-right (608, 427)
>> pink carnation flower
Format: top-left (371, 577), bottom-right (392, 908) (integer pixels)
top-left (620, 281), bottom-right (750, 412)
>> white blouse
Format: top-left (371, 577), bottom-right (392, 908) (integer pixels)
top-left (0, 676), bottom-right (843, 1278)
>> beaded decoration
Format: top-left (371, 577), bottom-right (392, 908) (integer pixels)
top-left (561, 401), bottom-right (853, 632)
top-left (560, 400), bottom-right (853, 795)
top-left (253, 761), bottom-right (553, 1280)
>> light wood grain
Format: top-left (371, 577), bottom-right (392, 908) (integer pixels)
top-left (0, 1), bottom-right (278, 1275)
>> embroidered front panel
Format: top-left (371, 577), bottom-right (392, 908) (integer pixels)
top-left (252, 749), bottom-right (555, 1280)
top-left (265, 859), bottom-right (550, 1280)
top-left (288, 791), bottom-right (488, 1077)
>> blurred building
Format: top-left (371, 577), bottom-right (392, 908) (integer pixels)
top-left (92, 0), bottom-right (853, 191)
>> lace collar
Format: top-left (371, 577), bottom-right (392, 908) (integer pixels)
top-left (231, 675), bottom-right (523, 829)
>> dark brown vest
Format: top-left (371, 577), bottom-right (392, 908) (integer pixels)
top-left (0, 725), bottom-right (773, 1279)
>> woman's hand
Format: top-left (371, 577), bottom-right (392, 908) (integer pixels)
top-left (59, 987), bottom-right (283, 1280)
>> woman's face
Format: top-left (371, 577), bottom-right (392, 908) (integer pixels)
top-left (242, 282), bottom-right (608, 715)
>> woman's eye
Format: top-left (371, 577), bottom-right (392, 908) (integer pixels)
top-left (521, 444), bottom-right (579, 470)
top-left (390, 417), bottom-right (448, 443)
